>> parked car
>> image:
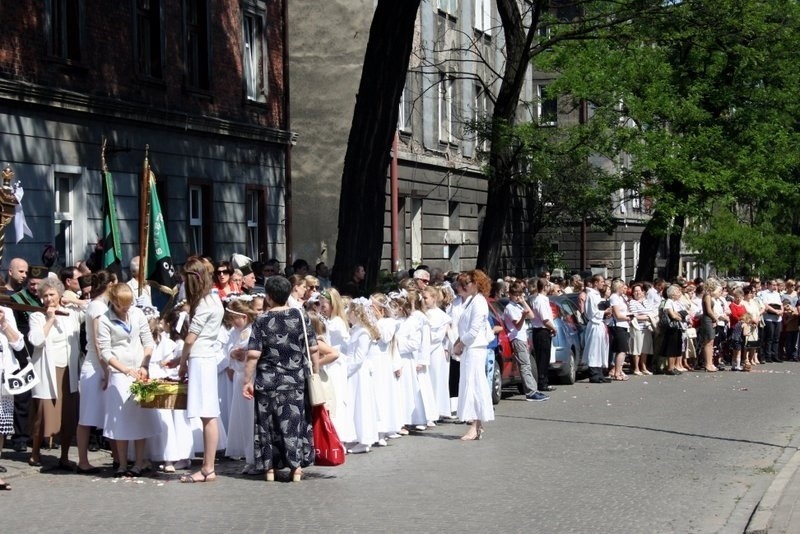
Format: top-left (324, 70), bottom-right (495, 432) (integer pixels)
top-left (542, 294), bottom-right (587, 384)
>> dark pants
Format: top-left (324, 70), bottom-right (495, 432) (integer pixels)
top-left (763, 321), bottom-right (781, 362)
top-left (785, 330), bottom-right (799, 361)
top-left (531, 327), bottom-right (552, 390)
top-left (12, 348), bottom-right (31, 445)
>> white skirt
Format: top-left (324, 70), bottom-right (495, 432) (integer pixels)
top-left (429, 345), bottom-right (452, 419)
top-left (457, 346), bottom-right (495, 423)
top-left (78, 363), bottom-right (106, 428)
top-left (225, 370), bottom-right (254, 463)
top-left (147, 409), bottom-right (194, 462)
top-left (217, 369), bottom-right (232, 433)
top-left (372, 352), bottom-right (404, 434)
top-left (103, 373), bottom-right (161, 440)
top-left (187, 357), bottom-right (220, 419)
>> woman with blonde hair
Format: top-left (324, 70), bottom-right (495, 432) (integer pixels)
top-left (98, 283), bottom-right (158, 477)
top-left (452, 270), bottom-right (494, 440)
top-left (698, 278), bottom-right (723, 372)
top-left (178, 256), bottom-right (225, 483)
top-left (345, 298), bottom-right (381, 453)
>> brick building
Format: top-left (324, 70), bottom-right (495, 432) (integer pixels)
top-left (0, 0), bottom-right (291, 272)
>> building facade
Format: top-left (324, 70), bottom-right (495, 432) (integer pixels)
top-left (0, 0), bottom-right (290, 272)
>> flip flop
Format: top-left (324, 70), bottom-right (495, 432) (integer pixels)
top-left (614, 375), bottom-right (629, 381)
top-left (180, 469), bottom-right (216, 483)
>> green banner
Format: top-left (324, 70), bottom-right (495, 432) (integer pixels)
top-left (146, 172), bottom-right (176, 293)
top-left (102, 171), bottom-right (123, 276)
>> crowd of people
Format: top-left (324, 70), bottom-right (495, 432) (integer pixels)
top-left (0, 254), bottom-right (501, 488)
top-left (2, 247), bottom-right (792, 490)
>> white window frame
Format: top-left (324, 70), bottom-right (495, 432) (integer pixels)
top-left (189, 185), bottom-right (203, 254)
top-left (439, 71), bottom-right (454, 143)
top-left (52, 165), bottom-right (85, 268)
top-left (399, 78), bottom-right (412, 132)
top-left (474, 0), bottom-right (491, 35)
top-left (437, 0), bottom-right (459, 17)
top-left (474, 83), bottom-right (490, 152)
top-left (242, 0), bottom-right (268, 103)
top-left (245, 189), bottom-right (259, 260)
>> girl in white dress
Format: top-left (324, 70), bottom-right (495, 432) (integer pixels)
top-left (452, 270), bottom-right (495, 441)
top-left (370, 294), bottom-right (402, 441)
top-left (320, 288), bottom-right (355, 443)
top-left (393, 289), bottom-right (437, 430)
top-left (147, 311), bottom-right (193, 473)
top-left (223, 300), bottom-right (258, 473)
top-left (345, 298), bottom-right (380, 453)
top-left (75, 270), bottom-right (115, 473)
top-left (98, 283), bottom-right (159, 476)
top-left (423, 286), bottom-right (452, 421)
top-left (178, 256), bottom-right (225, 483)
top-left (307, 311), bottom-right (340, 414)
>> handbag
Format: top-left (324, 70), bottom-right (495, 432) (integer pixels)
top-left (2, 361), bottom-right (39, 396)
top-left (311, 404), bottom-right (346, 466)
top-left (299, 309), bottom-right (326, 407)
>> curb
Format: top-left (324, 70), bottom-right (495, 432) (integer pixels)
top-left (745, 437), bottom-right (800, 533)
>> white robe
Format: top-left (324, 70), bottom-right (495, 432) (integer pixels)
top-left (224, 325), bottom-right (255, 463)
top-left (346, 325), bottom-right (379, 446)
top-left (372, 317), bottom-right (403, 434)
top-left (426, 307), bottom-right (452, 419)
top-left (395, 311), bottom-right (437, 426)
top-left (583, 288), bottom-right (609, 368)
top-left (147, 337), bottom-right (193, 462)
top-left (324, 316), bottom-right (355, 442)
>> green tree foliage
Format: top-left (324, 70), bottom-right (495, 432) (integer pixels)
top-left (541, 0), bottom-right (800, 278)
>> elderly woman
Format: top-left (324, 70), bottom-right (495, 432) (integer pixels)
top-left (627, 283), bottom-right (654, 376)
top-left (243, 276), bottom-right (317, 482)
top-left (452, 269), bottom-right (495, 441)
top-left (178, 256), bottom-right (225, 483)
top-left (98, 283), bottom-right (158, 477)
top-left (28, 277), bottom-right (84, 469)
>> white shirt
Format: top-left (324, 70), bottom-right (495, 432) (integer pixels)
top-left (188, 293), bottom-right (225, 357)
top-left (503, 301), bottom-right (528, 343)
top-left (761, 290), bottom-right (783, 323)
top-left (529, 294), bottom-right (553, 329)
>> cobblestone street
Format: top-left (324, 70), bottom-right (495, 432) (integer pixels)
top-left (3, 367), bottom-right (800, 533)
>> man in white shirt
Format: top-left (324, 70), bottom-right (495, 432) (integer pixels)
top-left (528, 277), bottom-right (558, 393)
top-left (126, 256), bottom-right (153, 308)
top-left (503, 280), bottom-right (548, 401)
top-left (760, 279), bottom-right (783, 362)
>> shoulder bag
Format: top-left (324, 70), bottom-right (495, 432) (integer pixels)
top-left (299, 309), bottom-right (326, 407)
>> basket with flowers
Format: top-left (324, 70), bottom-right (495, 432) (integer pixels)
top-left (130, 379), bottom-right (188, 410)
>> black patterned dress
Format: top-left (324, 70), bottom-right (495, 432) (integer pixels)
top-left (247, 308), bottom-right (316, 471)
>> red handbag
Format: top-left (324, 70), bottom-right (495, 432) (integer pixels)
top-left (312, 404), bottom-right (346, 466)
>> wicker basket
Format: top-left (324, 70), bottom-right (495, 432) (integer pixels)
top-left (137, 381), bottom-right (188, 410)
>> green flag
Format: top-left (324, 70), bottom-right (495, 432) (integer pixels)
top-left (145, 171), bottom-right (176, 294)
top-left (102, 170), bottom-right (123, 276)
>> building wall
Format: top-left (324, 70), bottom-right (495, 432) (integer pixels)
top-left (0, 0), bottom-right (290, 272)
top-left (287, 0), bottom-right (373, 267)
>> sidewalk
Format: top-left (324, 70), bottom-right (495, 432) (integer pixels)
top-left (0, 444), bottom-right (114, 483)
top-left (747, 447), bottom-right (800, 533)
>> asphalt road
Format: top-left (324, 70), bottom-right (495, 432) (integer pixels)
top-left (3, 366), bottom-right (800, 533)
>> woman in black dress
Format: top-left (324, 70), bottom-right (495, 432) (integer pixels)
top-left (243, 276), bottom-right (317, 482)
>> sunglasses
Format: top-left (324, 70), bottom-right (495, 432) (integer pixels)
top-left (309, 285), bottom-right (319, 290)
top-left (216, 270), bottom-right (231, 275)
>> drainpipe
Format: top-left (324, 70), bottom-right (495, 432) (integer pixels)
top-left (283, 0), bottom-right (293, 266)
top-left (391, 130), bottom-right (400, 273)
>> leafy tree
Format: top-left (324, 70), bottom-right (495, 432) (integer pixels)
top-left (543, 0), bottom-right (800, 279)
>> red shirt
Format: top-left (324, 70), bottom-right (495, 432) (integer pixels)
top-left (729, 301), bottom-right (746, 327)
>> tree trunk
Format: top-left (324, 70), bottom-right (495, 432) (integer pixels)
top-left (634, 215), bottom-right (663, 282)
top-left (666, 214), bottom-right (684, 279)
top-left (331, 0), bottom-right (421, 290)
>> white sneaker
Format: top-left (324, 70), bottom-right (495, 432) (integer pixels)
top-left (347, 444), bottom-right (371, 454)
top-left (427, 421), bottom-right (437, 427)
top-left (414, 425), bottom-right (427, 431)
top-left (386, 433), bottom-right (402, 439)
top-left (374, 438), bottom-right (388, 447)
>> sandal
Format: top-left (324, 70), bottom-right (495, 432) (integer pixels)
top-left (614, 375), bottom-right (629, 381)
top-left (180, 469), bottom-right (216, 483)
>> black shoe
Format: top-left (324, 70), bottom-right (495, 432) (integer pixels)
top-left (602, 377), bottom-right (613, 383)
top-left (665, 369), bottom-right (682, 375)
top-left (13, 441), bottom-right (27, 453)
top-left (589, 378), bottom-right (606, 383)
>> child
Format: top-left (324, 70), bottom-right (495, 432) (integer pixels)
top-left (147, 311), bottom-right (194, 473)
top-left (345, 298), bottom-right (380, 453)
top-left (223, 300), bottom-right (258, 474)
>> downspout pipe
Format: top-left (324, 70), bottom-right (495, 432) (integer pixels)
top-left (283, 0), bottom-right (293, 266)
top-left (391, 130), bottom-right (399, 273)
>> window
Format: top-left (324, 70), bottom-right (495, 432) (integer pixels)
top-left (54, 172), bottom-right (77, 266)
top-left (437, 0), bottom-right (459, 16)
top-left (474, 0), bottom-right (491, 35)
top-left (135, 0), bottom-right (163, 79)
top-left (438, 72), bottom-right (454, 143)
top-left (409, 198), bottom-right (423, 266)
top-left (537, 84), bottom-right (557, 126)
top-left (399, 73), bottom-right (413, 132)
top-left (245, 187), bottom-right (266, 261)
top-left (474, 83), bottom-right (490, 152)
top-left (46, 0), bottom-right (82, 62)
top-left (184, 0), bottom-right (210, 90)
top-left (188, 182), bottom-right (212, 256)
top-left (243, 1), bottom-right (268, 103)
